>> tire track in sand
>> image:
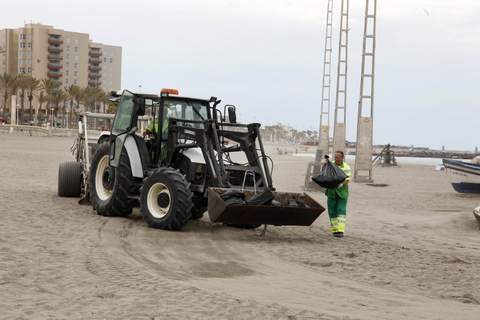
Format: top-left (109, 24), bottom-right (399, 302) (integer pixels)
top-left (84, 215), bottom-right (333, 320)
top-left (88, 215), bottom-right (480, 320)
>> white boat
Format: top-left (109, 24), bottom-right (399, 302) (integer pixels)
top-left (474, 207), bottom-right (480, 226)
top-left (442, 159), bottom-right (480, 193)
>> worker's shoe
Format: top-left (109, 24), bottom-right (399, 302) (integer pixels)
top-left (333, 232), bottom-right (344, 238)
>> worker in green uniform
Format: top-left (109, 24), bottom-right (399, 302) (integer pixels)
top-left (326, 151), bottom-right (351, 238)
top-left (144, 109), bottom-right (170, 161)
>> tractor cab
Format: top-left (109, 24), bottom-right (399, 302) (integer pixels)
top-left (109, 89), bottom-right (228, 167)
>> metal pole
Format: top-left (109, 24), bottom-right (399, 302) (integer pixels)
top-left (332, 0), bottom-right (349, 155)
top-left (354, 0), bottom-right (377, 182)
top-left (315, 0), bottom-right (334, 162)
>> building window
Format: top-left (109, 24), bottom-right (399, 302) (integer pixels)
top-left (74, 46), bottom-right (78, 52)
top-left (103, 57), bottom-right (106, 63)
top-left (66, 70), bottom-right (69, 76)
top-left (74, 56), bottom-right (78, 61)
top-left (74, 79), bottom-right (77, 84)
top-left (66, 45), bottom-right (70, 51)
top-left (74, 63), bottom-right (78, 69)
top-left (27, 67), bottom-right (31, 73)
top-left (66, 54), bottom-right (70, 59)
top-left (74, 71), bottom-right (77, 76)
top-left (27, 43), bottom-right (31, 48)
top-left (66, 62), bottom-right (70, 67)
top-left (110, 58), bottom-right (113, 63)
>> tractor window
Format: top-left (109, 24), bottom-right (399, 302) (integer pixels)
top-left (112, 92), bottom-right (135, 135)
top-left (164, 100), bottom-right (208, 128)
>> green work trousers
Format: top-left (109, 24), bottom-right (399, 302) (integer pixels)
top-left (327, 193), bottom-right (348, 233)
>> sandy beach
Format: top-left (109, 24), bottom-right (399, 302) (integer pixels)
top-left (0, 134), bottom-right (479, 320)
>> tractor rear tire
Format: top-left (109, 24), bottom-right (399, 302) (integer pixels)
top-left (140, 168), bottom-right (193, 230)
top-left (58, 161), bottom-right (82, 197)
top-left (90, 142), bottom-right (136, 217)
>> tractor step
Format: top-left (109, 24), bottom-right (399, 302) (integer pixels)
top-left (207, 188), bottom-right (325, 226)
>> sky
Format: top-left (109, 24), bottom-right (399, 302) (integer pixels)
top-left (1, 0), bottom-right (479, 150)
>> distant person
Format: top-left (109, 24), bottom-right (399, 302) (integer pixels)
top-left (326, 151), bottom-right (351, 238)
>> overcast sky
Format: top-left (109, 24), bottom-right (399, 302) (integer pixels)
top-left (2, 0), bottom-right (479, 150)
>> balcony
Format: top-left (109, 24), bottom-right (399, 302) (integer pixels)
top-left (48, 70), bottom-right (62, 79)
top-left (48, 62), bottom-right (63, 70)
top-left (48, 46), bottom-right (63, 53)
top-left (89, 73), bottom-right (101, 80)
top-left (89, 57), bottom-right (101, 64)
top-left (48, 54), bottom-right (63, 61)
top-left (89, 65), bottom-right (102, 72)
top-left (89, 50), bottom-right (102, 58)
top-left (88, 80), bottom-right (100, 87)
top-left (48, 38), bottom-right (64, 45)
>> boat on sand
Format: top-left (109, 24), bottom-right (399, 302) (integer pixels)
top-left (442, 159), bottom-right (480, 193)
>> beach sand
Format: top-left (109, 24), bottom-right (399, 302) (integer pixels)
top-left (0, 134), bottom-right (479, 319)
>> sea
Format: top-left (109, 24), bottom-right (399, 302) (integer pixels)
top-left (292, 153), bottom-right (470, 166)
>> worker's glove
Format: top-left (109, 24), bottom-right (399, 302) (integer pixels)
top-left (338, 183), bottom-right (344, 189)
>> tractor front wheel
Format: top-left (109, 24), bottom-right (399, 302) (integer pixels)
top-left (140, 168), bottom-right (193, 230)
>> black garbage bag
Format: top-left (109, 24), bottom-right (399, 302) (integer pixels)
top-left (312, 158), bottom-right (347, 189)
top-left (246, 189), bottom-right (274, 206)
top-left (221, 190), bottom-right (246, 205)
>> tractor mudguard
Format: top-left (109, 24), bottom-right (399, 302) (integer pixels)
top-left (110, 135), bottom-right (144, 178)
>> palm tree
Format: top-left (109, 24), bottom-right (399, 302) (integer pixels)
top-left (0, 73), bottom-right (13, 118)
top-left (0, 73), bottom-right (19, 121)
top-left (50, 88), bottom-right (67, 127)
top-left (9, 75), bottom-right (20, 123)
top-left (81, 86), bottom-right (98, 113)
top-left (26, 76), bottom-right (40, 123)
top-left (37, 91), bottom-right (48, 124)
top-left (66, 85), bottom-right (81, 128)
top-left (97, 89), bottom-right (107, 113)
top-left (74, 87), bottom-right (84, 113)
top-left (81, 87), bottom-right (105, 129)
top-left (41, 79), bottom-right (60, 125)
top-left (17, 74), bottom-right (30, 124)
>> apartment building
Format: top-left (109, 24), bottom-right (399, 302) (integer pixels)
top-left (89, 42), bottom-right (122, 91)
top-left (0, 23), bottom-right (122, 92)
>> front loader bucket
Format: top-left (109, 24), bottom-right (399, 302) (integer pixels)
top-left (207, 188), bottom-right (325, 226)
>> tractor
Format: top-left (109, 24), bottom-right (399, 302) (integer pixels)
top-left (58, 89), bottom-right (324, 230)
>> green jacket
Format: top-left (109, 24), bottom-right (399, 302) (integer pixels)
top-left (326, 162), bottom-right (352, 199)
top-left (146, 117), bottom-right (169, 137)
top-left (146, 117), bottom-right (170, 161)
